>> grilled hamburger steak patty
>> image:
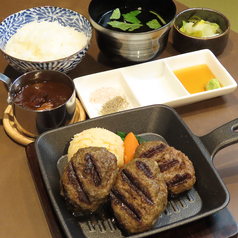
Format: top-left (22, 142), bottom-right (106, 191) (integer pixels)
top-left (110, 158), bottom-right (168, 234)
top-left (134, 141), bottom-right (196, 194)
top-left (60, 147), bottom-right (118, 213)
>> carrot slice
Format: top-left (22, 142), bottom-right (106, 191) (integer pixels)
top-left (124, 132), bottom-right (139, 164)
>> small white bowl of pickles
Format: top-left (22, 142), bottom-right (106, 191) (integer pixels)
top-left (172, 8), bottom-right (230, 55)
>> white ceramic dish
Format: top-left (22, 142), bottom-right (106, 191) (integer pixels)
top-left (74, 49), bottom-right (237, 118)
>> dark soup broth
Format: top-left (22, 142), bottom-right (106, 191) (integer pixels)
top-left (98, 7), bottom-right (166, 33)
top-left (13, 81), bottom-right (72, 111)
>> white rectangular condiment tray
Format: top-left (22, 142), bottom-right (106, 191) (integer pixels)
top-left (74, 49), bottom-right (237, 118)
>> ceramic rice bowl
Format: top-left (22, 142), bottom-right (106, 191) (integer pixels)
top-left (0, 6), bottom-right (92, 73)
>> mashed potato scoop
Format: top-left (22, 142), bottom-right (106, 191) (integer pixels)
top-left (68, 128), bottom-right (125, 168)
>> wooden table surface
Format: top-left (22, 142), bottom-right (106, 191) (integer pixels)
top-left (0, 0), bottom-right (238, 237)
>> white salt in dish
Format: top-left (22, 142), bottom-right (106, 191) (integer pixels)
top-left (74, 69), bottom-right (140, 118)
top-left (74, 49), bottom-right (237, 118)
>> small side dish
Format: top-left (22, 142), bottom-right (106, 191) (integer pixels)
top-left (173, 64), bottom-right (222, 94)
top-left (3, 70), bottom-right (76, 137)
top-left (179, 16), bottom-right (223, 38)
top-left (89, 86), bottom-right (133, 116)
top-left (75, 49), bottom-right (237, 118)
top-left (172, 8), bottom-right (230, 55)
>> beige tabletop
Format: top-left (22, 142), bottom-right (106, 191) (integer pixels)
top-left (0, 0), bottom-right (238, 238)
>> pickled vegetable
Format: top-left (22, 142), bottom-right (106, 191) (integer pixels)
top-left (180, 16), bottom-right (223, 37)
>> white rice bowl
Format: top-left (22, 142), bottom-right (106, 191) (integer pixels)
top-left (0, 6), bottom-right (92, 73)
top-left (5, 21), bottom-right (88, 61)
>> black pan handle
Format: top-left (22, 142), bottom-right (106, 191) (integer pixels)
top-left (199, 118), bottom-right (238, 159)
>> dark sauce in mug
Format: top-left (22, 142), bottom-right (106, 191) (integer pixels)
top-left (13, 81), bottom-right (72, 111)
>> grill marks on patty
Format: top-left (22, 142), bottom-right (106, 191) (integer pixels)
top-left (110, 160), bottom-right (157, 224)
top-left (121, 167), bottom-right (154, 205)
top-left (60, 147), bottom-right (118, 213)
top-left (84, 153), bottom-right (102, 187)
top-left (66, 152), bottom-right (102, 205)
top-left (139, 143), bottom-right (168, 158)
top-left (134, 141), bottom-right (196, 195)
top-left (158, 157), bottom-right (191, 190)
top-left (110, 158), bottom-right (168, 234)
top-left (136, 160), bottom-right (154, 178)
top-left (166, 173), bottom-right (192, 189)
top-left (67, 160), bottom-right (90, 204)
top-left (158, 158), bottom-right (180, 172)
top-left (138, 145), bottom-right (193, 190)
top-left (110, 188), bottom-right (142, 221)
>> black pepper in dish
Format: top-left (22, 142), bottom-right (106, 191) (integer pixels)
top-left (100, 95), bottom-right (130, 115)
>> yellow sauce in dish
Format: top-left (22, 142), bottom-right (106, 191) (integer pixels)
top-left (173, 64), bottom-right (218, 94)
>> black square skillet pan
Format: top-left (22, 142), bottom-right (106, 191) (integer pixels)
top-left (34, 104), bottom-right (238, 238)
